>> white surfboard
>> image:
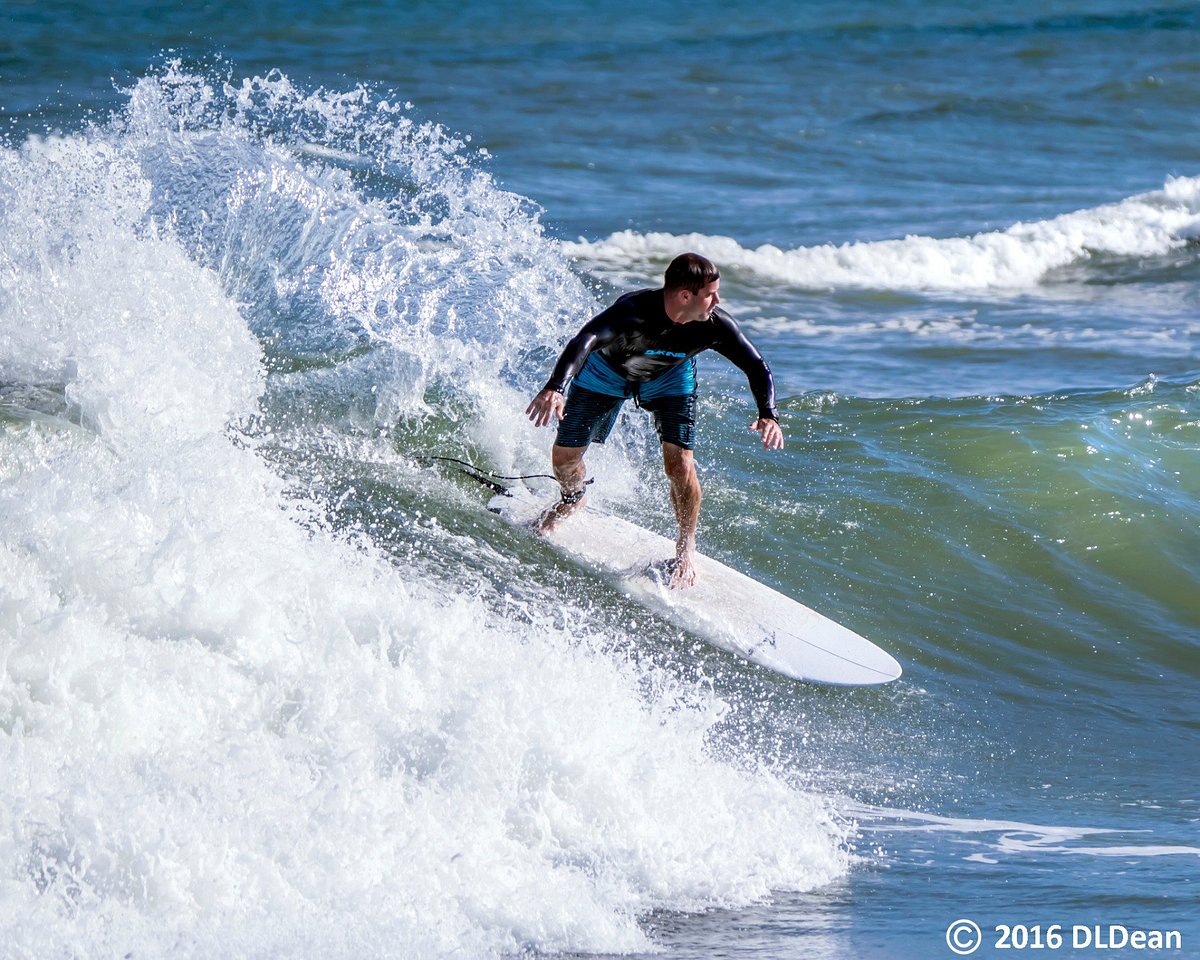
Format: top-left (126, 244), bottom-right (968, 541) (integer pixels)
top-left (489, 488), bottom-right (902, 686)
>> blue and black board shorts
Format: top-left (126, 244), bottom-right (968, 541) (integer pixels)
top-left (556, 384), bottom-right (697, 450)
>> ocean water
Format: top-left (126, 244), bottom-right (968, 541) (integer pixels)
top-left (0, 2), bottom-right (1197, 958)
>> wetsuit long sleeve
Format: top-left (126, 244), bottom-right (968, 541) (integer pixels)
top-left (541, 312), bottom-right (622, 393)
top-left (710, 313), bottom-right (778, 421)
top-left (540, 289), bottom-right (778, 420)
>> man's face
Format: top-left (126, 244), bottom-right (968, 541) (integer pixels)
top-left (685, 278), bottom-right (720, 322)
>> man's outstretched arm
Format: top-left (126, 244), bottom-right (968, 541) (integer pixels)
top-left (711, 311), bottom-right (784, 450)
top-left (527, 308), bottom-right (625, 426)
top-left (540, 305), bottom-right (628, 394)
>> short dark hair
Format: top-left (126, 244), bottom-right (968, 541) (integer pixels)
top-left (664, 252), bottom-right (719, 294)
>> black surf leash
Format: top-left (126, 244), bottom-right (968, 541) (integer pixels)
top-left (417, 455), bottom-right (593, 499)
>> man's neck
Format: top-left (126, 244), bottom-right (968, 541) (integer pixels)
top-left (662, 288), bottom-right (687, 325)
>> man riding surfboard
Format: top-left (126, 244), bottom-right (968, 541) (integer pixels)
top-left (525, 252), bottom-right (783, 589)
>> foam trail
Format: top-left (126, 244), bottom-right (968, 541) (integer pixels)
top-left (852, 806), bottom-right (1200, 861)
top-left (0, 69), bottom-right (850, 959)
top-left (563, 177), bottom-right (1200, 291)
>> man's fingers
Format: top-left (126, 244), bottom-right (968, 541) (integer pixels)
top-left (765, 422), bottom-right (784, 450)
top-left (749, 419), bottom-right (784, 450)
top-left (527, 392), bottom-right (564, 428)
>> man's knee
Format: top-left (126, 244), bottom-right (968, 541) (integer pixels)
top-left (552, 444), bottom-right (585, 470)
top-left (662, 444), bottom-right (696, 486)
top-left (551, 444), bottom-right (587, 487)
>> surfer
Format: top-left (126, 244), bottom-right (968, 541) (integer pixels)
top-left (525, 252), bottom-right (783, 589)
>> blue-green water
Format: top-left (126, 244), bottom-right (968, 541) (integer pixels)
top-left (1, 3), bottom-right (1196, 958)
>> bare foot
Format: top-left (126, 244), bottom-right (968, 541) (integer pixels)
top-left (667, 554), bottom-right (697, 590)
top-left (533, 495), bottom-right (586, 535)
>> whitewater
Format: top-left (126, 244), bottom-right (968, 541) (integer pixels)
top-left (564, 176), bottom-right (1200, 292)
top-left (2, 55), bottom-right (1197, 960)
top-left (0, 71), bottom-right (849, 958)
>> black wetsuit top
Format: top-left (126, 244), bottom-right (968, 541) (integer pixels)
top-left (543, 288), bottom-right (779, 421)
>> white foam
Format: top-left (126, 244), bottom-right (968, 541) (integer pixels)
top-left (563, 177), bottom-right (1200, 291)
top-left (0, 70), bottom-right (849, 958)
top-left (745, 311), bottom-right (1200, 351)
top-left (851, 805), bottom-right (1200, 861)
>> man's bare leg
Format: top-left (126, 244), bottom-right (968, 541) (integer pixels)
top-left (662, 442), bottom-right (701, 588)
top-left (535, 443), bottom-right (589, 533)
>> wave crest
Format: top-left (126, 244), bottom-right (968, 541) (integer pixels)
top-left (564, 177), bottom-right (1200, 291)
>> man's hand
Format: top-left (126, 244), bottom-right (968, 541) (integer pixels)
top-left (750, 418), bottom-right (784, 450)
top-left (526, 389), bottom-right (565, 428)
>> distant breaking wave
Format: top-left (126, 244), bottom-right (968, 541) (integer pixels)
top-left (563, 177), bottom-right (1200, 291)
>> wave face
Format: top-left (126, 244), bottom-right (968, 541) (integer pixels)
top-left (564, 178), bottom-right (1200, 292)
top-left (0, 67), bottom-right (850, 958)
top-left (4, 7), bottom-right (1199, 953)
top-left (770, 378), bottom-right (1200, 684)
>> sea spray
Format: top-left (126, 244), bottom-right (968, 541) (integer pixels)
top-left (0, 68), bottom-right (851, 958)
